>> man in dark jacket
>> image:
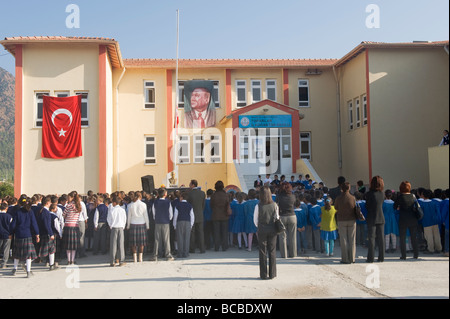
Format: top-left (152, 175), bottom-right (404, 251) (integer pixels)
top-left (329, 176), bottom-right (346, 201)
top-left (187, 180), bottom-right (206, 253)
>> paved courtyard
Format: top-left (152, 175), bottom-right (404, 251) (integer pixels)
top-left (1, 245), bottom-right (448, 300)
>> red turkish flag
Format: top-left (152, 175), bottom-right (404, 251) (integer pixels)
top-left (41, 95), bottom-right (82, 159)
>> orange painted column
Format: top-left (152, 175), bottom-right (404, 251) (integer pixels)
top-left (98, 45), bottom-right (107, 193)
top-left (14, 45), bottom-right (23, 198)
top-left (283, 68), bottom-right (289, 105)
top-left (166, 69), bottom-right (174, 173)
top-left (226, 69), bottom-right (232, 115)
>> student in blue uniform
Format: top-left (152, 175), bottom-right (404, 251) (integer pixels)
top-left (243, 189), bottom-right (259, 252)
top-left (308, 197), bottom-right (323, 253)
top-left (294, 199), bottom-right (308, 255)
top-left (383, 190), bottom-right (399, 253)
top-left (0, 202), bottom-right (13, 269)
top-left (35, 196), bottom-right (58, 270)
top-left (173, 192), bottom-right (195, 258)
top-left (315, 190), bottom-right (325, 207)
top-left (203, 189), bottom-right (214, 250)
top-left (441, 189), bottom-right (449, 257)
top-left (355, 192), bottom-right (368, 247)
top-left (228, 192), bottom-right (237, 248)
top-left (231, 192), bottom-right (248, 249)
top-left (10, 195), bottom-right (40, 278)
top-left (419, 189), bottom-right (442, 254)
top-left (93, 196), bottom-right (109, 255)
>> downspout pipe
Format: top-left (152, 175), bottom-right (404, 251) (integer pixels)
top-left (115, 67), bottom-right (126, 191)
top-left (333, 65), bottom-right (343, 170)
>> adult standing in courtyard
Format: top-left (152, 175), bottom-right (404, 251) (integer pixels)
top-left (187, 179), bottom-right (206, 254)
top-left (394, 181), bottom-right (420, 260)
top-left (277, 182), bottom-right (297, 258)
top-left (254, 186), bottom-right (279, 280)
top-left (365, 176), bottom-right (386, 263)
top-left (210, 181), bottom-right (231, 251)
top-left (334, 182), bottom-right (357, 264)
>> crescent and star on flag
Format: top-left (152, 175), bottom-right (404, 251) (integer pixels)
top-left (51, 108), bottom-right (73, 137)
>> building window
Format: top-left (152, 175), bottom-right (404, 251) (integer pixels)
top-left (144, 81), bottom-right (156, 109)
top-left (281, 128), bottom-right (291, 159)
top-left (35, 91), bottom-right (50, 127)
top-left (300, 132), bottom-right (311, 160)
top-left (75, 92), bottom-right (89, 127)
top-left (362, 94), bottom-right (368, 126)
top-left (348, 100), bottom-right (354, 130)
top-left (240, 133), bottom-right (249, 160)
top-left (298, 79), bottom-right (310, 107)
top-left (209, 134), bottom-right (221, 163)
top-left (145, 136), bottom-right (156, 165)
top-left (355, 97), bottom-right (361, 128)
top-left (177, 135), bottom-right (190, 164)
top-left (266, 79), bottom-right (277, 102)
top-left (251, 80), bottom-right (261, 103)
top-left (236, 80), bottom-right (247, 108)
top-left (55, 91), bottom-right (70, 98)
top-left (194, 135), bottom-right (205, 163)
top-left (212, 81), bottom-right (220, 108)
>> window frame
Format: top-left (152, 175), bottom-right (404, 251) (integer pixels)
top-left (193, 134), bottom-right (205, 163)
top-left (266, 79), bottom-right (277, 102)
top-left (251, 80), bottom-right (262, 103)
top-left (298, 79), bottom-right (310, 107)
top-left (362, 94), bottom-right (368, 126)
top-left (144, 80), bottom-right (156, 109)
top-left (355, 97), bottom-right (361, 128)
top-left (208, 134), bottom-right (222, 163)
top-left (75, 91), bottom-right (90, 127)
top-left (348, 100), bottom-right (354, 131)
top-left (177, 135), bottom-right (190, 164)
top-left (144, 136), bottom-right (157, 165)
top-left (236, 80), bottom-right (247, 108)
top-left (34, 91), bottom-right (50, 128)
top-left (300, 132), bottom-right (312, 160)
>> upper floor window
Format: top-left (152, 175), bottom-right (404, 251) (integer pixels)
top-left (236, 80), bottom-right (247, 108)
top-left (266, 79), bottom-right (277, 102)
top-left (251, 80), bottom-right (261, 103)
top-left (144, 81), bottom-right (155, 109)
top-left (298, 79), bottom-right (310, 107)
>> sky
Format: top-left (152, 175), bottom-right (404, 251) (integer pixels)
top-left (0, 0), bottom-right (448, 75)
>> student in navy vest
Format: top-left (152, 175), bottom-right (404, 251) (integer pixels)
top-left (0, 202), bottom-right (13, 269)
top-left (93, 196), bottom-right (109, 255)
top-left (35, 196), bottom-right (58, 271)
top-left (151, 188), bottom-right (174, 261)
top-left (174, 192), bottom-right (195, 258)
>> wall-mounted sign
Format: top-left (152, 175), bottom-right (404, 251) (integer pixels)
top-left (239, 115), bottom-right (292, 128)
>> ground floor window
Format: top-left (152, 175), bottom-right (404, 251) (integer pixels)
top-left (145, 136), bottom-right (156, 165)
top-left (300, 132), bottom-right (311, 160)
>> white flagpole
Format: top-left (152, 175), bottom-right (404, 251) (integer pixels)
top-left (173, 9), bottom-right (180, 186)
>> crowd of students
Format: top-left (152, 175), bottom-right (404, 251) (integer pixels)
top-left (0, 174), bottom-right (448, 278)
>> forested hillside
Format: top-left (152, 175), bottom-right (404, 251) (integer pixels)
top-left (0, 67), bottom-right (15, 182)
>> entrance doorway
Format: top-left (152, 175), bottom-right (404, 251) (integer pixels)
top-left (239, 128), bottom-right (292, 175)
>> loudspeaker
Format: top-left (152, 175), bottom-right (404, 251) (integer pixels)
top-left (141, 175), bottom-right (155, 194)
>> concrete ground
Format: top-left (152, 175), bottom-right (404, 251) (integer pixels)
top-left (1, 243), bottom-right (448, 300)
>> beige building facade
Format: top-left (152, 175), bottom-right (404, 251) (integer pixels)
top-left (1, 37), bottom-right (448, 196)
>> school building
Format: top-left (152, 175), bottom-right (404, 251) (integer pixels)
top-left (1, 37), bottom-right (448, 197)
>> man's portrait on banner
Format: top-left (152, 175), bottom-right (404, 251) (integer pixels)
top-left (183, 80), bottom-right (216, 129)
